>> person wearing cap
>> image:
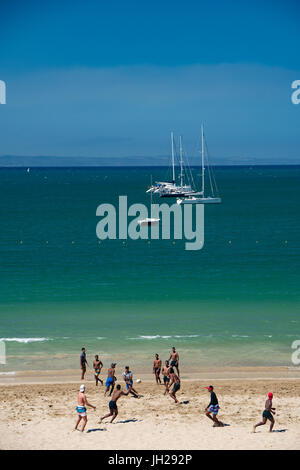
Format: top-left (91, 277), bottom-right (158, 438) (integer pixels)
top-left (252, 392), bottom-right (276, 433)
top-left (99, 384), bottom-right (130, 424)
top-left (80, 347), bottom-right (89, 380)
top-left (122, 366), bottom-right (139, 398)
top-left (104, 363), bottom-right (117, 396)
top-left (74, 384), bottom-right (96, 432)
top-left (205, 385), bottom-right (223, 427)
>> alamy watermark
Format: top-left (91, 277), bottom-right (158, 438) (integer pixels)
top-left (291, 80), bottom-right (300, 105)
top-left (0, 80), bottom-right (6, 104)
top-left (96, 196), bottom-right (204, 250)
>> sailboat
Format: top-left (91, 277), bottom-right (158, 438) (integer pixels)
top-left (139, 177), bottom-right (160, 226)
top-left (146, 133), bottom-right (195, 198)
top-left (177, 124), bottom-right (221, 205)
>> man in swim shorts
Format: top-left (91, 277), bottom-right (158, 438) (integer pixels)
top-left (252, 392), bottom-right (276, 433)
top-left (205, 385), bottom-right (223, 427)
top-left (153, 353), bottom-right (162, 385)
top-left (168, 347), bottom-right (180, 377)
top-left (93, 355), bottom-right (103, 386)
top-left (80, 347), bottom-right (89, 380)
top-left (169, 367), bottom-right (181, 403)
top-left (105, 363), bottom-right (117, 396)
top-left (122, 366), bottom-right (139, 397)
top-left (99, 384), bottom-right (130, 424)
top-left (162, 360), bottom-right (171, 395)
top-left (74, 384), bottom-right (96, 432)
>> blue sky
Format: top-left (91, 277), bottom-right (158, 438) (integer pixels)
top-left (0, 0), bottom-right (300, 163)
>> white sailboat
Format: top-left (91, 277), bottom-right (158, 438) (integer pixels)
top-left (177, 124), bottom-right (221, 205)
top-left (146, 132), bottom-right (194, 198)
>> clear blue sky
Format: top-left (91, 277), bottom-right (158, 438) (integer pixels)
top-left (0, 0), bottom-right (300, 163)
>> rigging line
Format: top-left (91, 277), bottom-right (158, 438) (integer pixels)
top-left (204, 136), bottom-right (219, 196)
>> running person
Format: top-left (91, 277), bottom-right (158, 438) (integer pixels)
top-left (80, 348), bottom-right (88, 380)
top-left (252, 392), bottom-right (276, 433)
top-left (162, 360), bottom-right (171, 395)
top-left (153, 354), bottom-right (162, 385)
top-left (105, 363), bottom-right (117, 396)
top-left (122, 366), bottom-right (139, 398)
top-left (74, 384), bottom-right (96, 432)
top-left (169, 367), bottom-right (181, 403)
top-left (205, 385), bottom-right (223, 427)
top-left (168, 347), bottom-right (180, 377)
top-left (99, 384), bottom-right (130, 424)
top-left (93, 355), bottom-right (103, 386)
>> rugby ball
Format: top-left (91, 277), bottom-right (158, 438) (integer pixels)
top-left (136, 379), bottom-right (141, 383)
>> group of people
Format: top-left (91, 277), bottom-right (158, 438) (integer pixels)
top-left (76, 346), bottom-right (276, 433)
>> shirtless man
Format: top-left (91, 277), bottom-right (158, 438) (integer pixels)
top-left (93, 355), bottom-right (103, 386)
top-left (253, 392), bottom-right (276, 433)
top-left (99, 384), bottom-right (130, 424)
top-left (80, 347), bottom-right (88, 380)
top-left (169, 367), bottom-right (181, 403)
top-left (105, 363), bottom-right (117, 396)
top-left (122, 366), bottom-right (139, 398)
top-left (168, 347), bottom-right (180, 377)
top-left (162, 360), bottom-right (171, 395)
top-left (74, 384), bottom-right (96, 432)
top-left (153, 354), bottom-right (162, 385)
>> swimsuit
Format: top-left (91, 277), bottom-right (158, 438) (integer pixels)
top-left (76, 406), bottom-right (87, 417)
top-left (125, 379), bottom-right (133, 390)
top-left (163, 375), bottom-right (170, 383)
top-left (208, 404), bottom-right (219, 415)
top-left (106, 377), bottom-right (114, 387)
top-left (94, 368), bottom-right (101, 376)
top-left (262, 409), bottom-right (273, 420)
top-left (109, 400), bottom-right (117, 410)
top-left (154, 367), bottom-right (161, 375)
top-left (172, 382), bottom-right (180, 393)
top-left (170, 360), bottom-right (177, 367)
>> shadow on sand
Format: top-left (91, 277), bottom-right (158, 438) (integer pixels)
top-left (117, 418), bottom-right (140, 424)
top-left (86, 428), bottom-right (107, 433)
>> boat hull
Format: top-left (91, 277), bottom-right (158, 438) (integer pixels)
top-left (177, 197), bottom-right (222, 205)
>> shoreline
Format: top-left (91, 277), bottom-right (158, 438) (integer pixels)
top-left (1, 365), bottom-right (300, 385)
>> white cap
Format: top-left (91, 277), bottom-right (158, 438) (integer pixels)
top-left (80, 384), bottom-right (85, 392)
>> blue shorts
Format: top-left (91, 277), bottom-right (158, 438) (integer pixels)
top-left (76, 406), bottom-right (87, 417)
top-left (106, 377), bottom-right (114, 387)
top-left (208, 404), bottom-right (219, 415)
top-left (126, 380), bottom-right (133, 390)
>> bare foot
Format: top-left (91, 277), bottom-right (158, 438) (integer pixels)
top-left (252, 426), bottom-right (256, 433)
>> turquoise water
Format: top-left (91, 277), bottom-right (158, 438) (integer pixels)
top-left (0, 166), bottom-right (299, 371)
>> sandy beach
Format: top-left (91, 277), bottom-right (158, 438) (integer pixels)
top-left (0, 371), bottom-right (299, 450)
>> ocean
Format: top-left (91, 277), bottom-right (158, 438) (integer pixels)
top-left (0, 166), bottom-right (299, 373)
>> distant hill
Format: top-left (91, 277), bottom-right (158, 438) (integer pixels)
top-left (0, 154), bottom-right (299, 167)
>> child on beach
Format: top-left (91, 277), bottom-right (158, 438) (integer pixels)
top-left (74, 384), bottom-right (96, 432)
top-left (205, 385), bottom-right (223, 427)
top-left (252, 392), bottom-right (276, 433)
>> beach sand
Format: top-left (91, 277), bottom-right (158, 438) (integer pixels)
top-left (0, 371), bottom-right (299, 450)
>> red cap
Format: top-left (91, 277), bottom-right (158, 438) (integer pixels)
top-left (206, 386), bottom-right (213, 391)
top-left (268, 392), bottom-right (273, 398)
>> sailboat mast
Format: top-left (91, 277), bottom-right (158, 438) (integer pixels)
top-left (171, 131), bottom-right (175, 184)
top-left (201, 124), bottom-right (205, 195)
top-left (179, 135), bottom-right (183, 188)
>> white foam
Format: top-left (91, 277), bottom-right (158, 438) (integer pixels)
top-left (0, 337), bottom-right (51, 344)
top-left (0, 371), bottom-right (16, 376)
